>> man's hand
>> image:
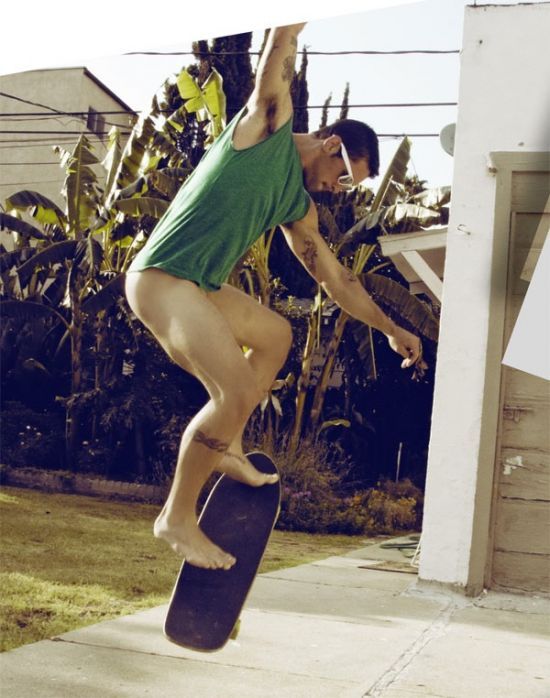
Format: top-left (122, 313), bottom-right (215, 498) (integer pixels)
top-left (386, 326), bottom-right (425, 370)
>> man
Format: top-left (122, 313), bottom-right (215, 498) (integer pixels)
top-left (125, 23), bottom-right (422, 570)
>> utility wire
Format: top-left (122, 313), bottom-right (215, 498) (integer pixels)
top-left (0, 137), bottom-right (110, 148)
top-left (0, 91), bottom-right (136, 130)
top-left (0, 130), bottom-right (132, 135)
top-left (124, 49), bottom-right (460, 56)
top-left (0, 101), bottom-right (457, 118)
top-left (0, 131), bottom-right (440, 138)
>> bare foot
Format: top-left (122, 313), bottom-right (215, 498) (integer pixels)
top-left (154, 511), bottom-right (236, 570)
top-left (218, 452), bottom-right (279, 486)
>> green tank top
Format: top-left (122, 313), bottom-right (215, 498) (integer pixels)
top-left (128, 107), bottom-right (311, 291)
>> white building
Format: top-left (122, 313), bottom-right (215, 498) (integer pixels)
top-left (417, 2), bottom-right (550, 596)
top-left (0, 67), bottom-right (135, 213)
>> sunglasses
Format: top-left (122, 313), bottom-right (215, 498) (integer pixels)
top-left (338, 142), bottom-right (356, 191)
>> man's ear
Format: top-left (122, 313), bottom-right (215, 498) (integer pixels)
top-left (321, 134), bottom-right (342, 155)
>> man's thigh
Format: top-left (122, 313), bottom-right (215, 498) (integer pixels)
top-left (207, 284), bottom-right (292, 352)
top-left (126, 270), bottom-right (257, 394)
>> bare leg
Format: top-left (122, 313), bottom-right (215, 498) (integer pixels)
top-left (206, 284), bottom-right (292, 484)
top-left (125, 270), bottom-right (291, 568)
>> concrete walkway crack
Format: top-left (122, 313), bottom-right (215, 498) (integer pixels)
top-left (361, 601), bottom-right (459, 697)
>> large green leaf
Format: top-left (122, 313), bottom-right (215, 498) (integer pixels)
top-left (108, 116), bottom-right (182, 204)
top-left (408, 186), bottom-right (451, 210)
top-left (165, 107), bottom-right (188, 134)
top-left (102, 126), bottom-right (123, 203)
top-left (54, 135), bottom-right (100, 236)
top-left (114, 197), bottom-right (170, 218)
top-left (0, 213), bottom-right (48, 241)
top-left (81, 274), bottom-right (125, 315)
top-left (148, 168), bottom-right (190, 199)
top-left (361, 273), bottom-right (439, 341)
top-left (119, 176), bottom-right (149, 199)
top-left (176, 68), bottom-right (226, 138)
top-left (4, 191), bottom-right (67, 228)
top-left (370, 137), bottom-right (411, 212)
top-left (0, 299), bottom-right (69, 330)
top-left (16, 241), bottom-right (78, 286)
top-left (176, 69), bottom-right (202, 102)
top-left (338, 203), bottom-right (447, 255)
top-left (201, 69), bottom-right (226, 137)
top-left (74, 238), bottom-right (104, 276)
top-left (0, 247), bottom-right (35, 274)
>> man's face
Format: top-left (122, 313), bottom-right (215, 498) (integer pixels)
top-left (302, 136), bottom-right (371, 193)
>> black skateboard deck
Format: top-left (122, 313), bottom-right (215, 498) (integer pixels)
top-left (164, 451), bottom-right (281, 652)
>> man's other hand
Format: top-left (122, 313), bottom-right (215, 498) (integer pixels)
top-left (386, 327), bottom-right (426, 370)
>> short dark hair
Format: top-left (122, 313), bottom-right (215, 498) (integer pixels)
top-left (313, 119), bottom-right (380, 178)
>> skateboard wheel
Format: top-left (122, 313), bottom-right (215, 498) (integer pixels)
top-left (230, 618), bottom-right (241, 640)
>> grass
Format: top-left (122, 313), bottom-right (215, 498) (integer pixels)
top-left (0, 486), bottom-right (372, 652)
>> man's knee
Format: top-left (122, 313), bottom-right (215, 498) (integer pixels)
top-left (220, 380), bottom-right (264, 420)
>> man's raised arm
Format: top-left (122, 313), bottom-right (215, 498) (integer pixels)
top-left (282, 202), bottom-right (424, 369)
top-left (248, 24), bottom-right (306, 131)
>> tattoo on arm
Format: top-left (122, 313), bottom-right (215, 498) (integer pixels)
top-left (302, 236), bottom-right (318, 275)
top-left (193, 430), bottom-right (229, 453)
top-left (343, 268), bottom-right (358, 284)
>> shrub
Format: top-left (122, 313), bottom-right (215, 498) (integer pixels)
top-left (344, 478), bottom-right (424, 534)
top-left (0, 402), bottom-right (65, 470)
top-left (244, 432), bottom-right (423, 535)
top-left (248, 437), bottom-right (362, 534)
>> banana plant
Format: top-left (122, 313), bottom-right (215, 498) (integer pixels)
top-left (1, 67), bottom-right (229, 470)
top-left (177, 68), bottom-right (226, 141)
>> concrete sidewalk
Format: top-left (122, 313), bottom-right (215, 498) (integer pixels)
top-left (2, 537), bottom-right (549, 697)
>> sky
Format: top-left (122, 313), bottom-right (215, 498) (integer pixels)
top-left (2, 0), bottom-right (532, 189)
top-left (80, 0), bottom-right (525, 189)
top-left (84, 0), bottom-right (462, 188)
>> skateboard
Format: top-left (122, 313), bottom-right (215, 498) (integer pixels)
top-left (164, 451), bottom-right (281, 652)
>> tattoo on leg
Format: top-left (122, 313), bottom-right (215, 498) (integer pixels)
top-left (302, 236), bottom-right (318, 275)
top-left (193, 430), bottom-right (229, 453)
top-left (282, 56), bottom-right (295, 82)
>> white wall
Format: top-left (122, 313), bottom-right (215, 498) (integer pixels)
top-left (419, 3), bottom-right (550, 593)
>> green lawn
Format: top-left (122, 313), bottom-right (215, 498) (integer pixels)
top-left (0, 486), bottom-right (371, 652)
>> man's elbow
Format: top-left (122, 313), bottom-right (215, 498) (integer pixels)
top-left (321, 269), bottom-right (358, 307)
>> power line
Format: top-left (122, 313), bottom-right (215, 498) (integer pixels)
top-left (0, 137), bottom-right (109, 148)
top-left (124, 49), bottom-right (460, 56)
top-left (0, 180), bottom-right (63, 187)
top-left (0, 101), bottom-right (457, 119)
top-left (0, 132), bottom-right (441, 159)
top-left (0, 132), bottom-right (441, 139)
top-left (0, 91), bottom-right (136, 130)
top-left (0, 130), bottom-right (132, 135)
top-left (0, 162), bottom-right (60, 165)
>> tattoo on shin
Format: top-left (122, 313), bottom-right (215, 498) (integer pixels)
top-left (302, 236), bottom-right (318, 275)
top-left (193, 430), bottom-right (229, 453)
